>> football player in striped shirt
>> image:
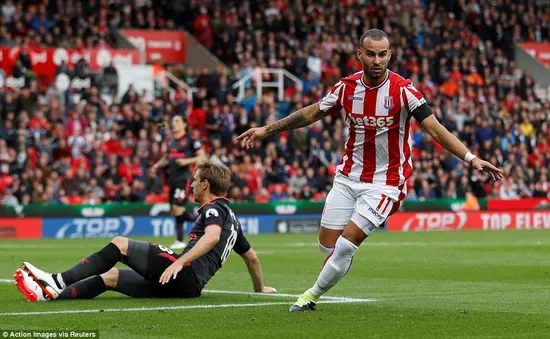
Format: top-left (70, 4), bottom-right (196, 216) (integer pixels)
top-left (238, 29), bottom-right (502, 312)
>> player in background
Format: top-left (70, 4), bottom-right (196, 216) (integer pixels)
top-left (152, 115), bottom-right (206, 250)
top-left (15, 159), bottom-right (276, 301)
top-left (237, 29), bottom-right (503, 312)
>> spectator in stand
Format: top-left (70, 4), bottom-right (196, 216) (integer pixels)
top-left (289, 168), bottom-right (307, 195)
top-left (145, 169), bottom-right (163, 195)
top-left (270, 184), bottom-right (289, 202)
top-left (61, 169), bottom-right (81, 197)
top-left (2, 187), bottom-right (18, 206)
top-left (87, 178), bottom-right (104, 202)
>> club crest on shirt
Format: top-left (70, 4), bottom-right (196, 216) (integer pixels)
top-left (206, 208), bottom-right (219, 219)
top-left (383, 96), bottom-right (394, 110)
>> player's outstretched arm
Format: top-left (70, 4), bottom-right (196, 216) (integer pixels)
top-left (420, 115), bottom-right (504, 180)
top-left (240, 248), bottom-right (277, 293)
top-left (237, 103), bottom-right (329, 149)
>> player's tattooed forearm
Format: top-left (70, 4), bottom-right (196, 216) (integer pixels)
top-left (265, 104), bottom-right (326, 134)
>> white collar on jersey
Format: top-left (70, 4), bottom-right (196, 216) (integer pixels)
top-left (359, 70), bottom-right (391, 90)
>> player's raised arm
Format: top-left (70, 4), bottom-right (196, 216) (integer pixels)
top-left (239, 248), bottom-right (276, 293)
top-left (237, 103), bottom-right (330, 149)
top-left (417, 108), bottom-right (504, 180)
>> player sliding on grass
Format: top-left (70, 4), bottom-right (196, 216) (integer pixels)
top-left (15, 159), bottom-right (276, 301)
top-left (237, 29), bottom-right (503, 312)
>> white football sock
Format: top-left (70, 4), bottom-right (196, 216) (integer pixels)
top-left (318, 240), bottom-right (334, 254)
top-left (308, 236), bottom-right (358, 298)
top-left (55, 273), bottom-right (66, 289)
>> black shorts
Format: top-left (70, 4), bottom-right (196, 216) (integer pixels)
top-left (121, 239), bottom-right (201, 298)
top-left (169, 178), bottom-right (192, 206)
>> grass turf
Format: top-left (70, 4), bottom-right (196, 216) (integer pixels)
top-left (0, 230), bottom-right (549, 338)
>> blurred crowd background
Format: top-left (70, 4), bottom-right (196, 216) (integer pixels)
top-left (0, 0), bottom-right (549, 206)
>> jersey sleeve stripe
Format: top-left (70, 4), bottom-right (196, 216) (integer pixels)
top-left (319, 81), bottom-right (344, 112)
top-left (403, 86), bottom-right (426, 112)
top-left (405, 83), bottom-right (424, 100)
top-left (401, 87), bottom-right (412, 115)
top-left (338, 83), bottom-right (345, 106)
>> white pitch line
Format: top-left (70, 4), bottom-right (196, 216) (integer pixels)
top-left (0, 302), bottom-right (291, 316)
top-left (203, 289), bottom-right (376, 302)
top-left (0, 279), bottom-right (377, 303)
top-left (0, 278), bottom-right (377, 316)
top-left (253, 251), bottom-right (274, 255)
top-left (281, 241), bottom-right (550, 248)
top-left (0, 244), bottom-right (100, 249)
top-left (0, 299), bottom-right (371, 316)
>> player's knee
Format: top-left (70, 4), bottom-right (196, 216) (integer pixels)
top-left (318, 226), bottom-right (341, 252)
top-left (318, 238), bottom-right (334, 253)
top-left (100, 268), bottom-right (119, 289)
top-left (111, 236), bottom-right (129, 255)
top-left (342, 216), bottom-right (371, 246)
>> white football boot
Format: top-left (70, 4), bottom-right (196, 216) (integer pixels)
top-left (14, 269), bottom-right (49, 302)
top-left (170, 240), bottom-right (187, 250)
top-left (22, 261), bottom-right (64, 299)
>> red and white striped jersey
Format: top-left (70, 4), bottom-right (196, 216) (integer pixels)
top-left (318, 70), bottom-right (426, 188)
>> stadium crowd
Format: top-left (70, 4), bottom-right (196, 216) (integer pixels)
top-left (0, 0), bottom-right (549, 206)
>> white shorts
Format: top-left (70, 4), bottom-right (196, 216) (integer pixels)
top-left (321, 173), bottom-right (402, 234)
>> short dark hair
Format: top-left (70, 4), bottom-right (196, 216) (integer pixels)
top-left (359, 29), bottom-right (391, 49)
top-left (172, 114), bottom-right (185, 122)
top-left (196, 159), bottom-right (232, 196)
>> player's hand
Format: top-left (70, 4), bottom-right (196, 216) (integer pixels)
top-left (260, 286), bottom-right (277, 293)
top-left (237, 127), bottom-right (269, 149)
top-left (176, 159), bottom-right (186, 166)
top-left (470, 158), bottom-right (504, 180)
top-left (159, 261), bottom-right (184, 285)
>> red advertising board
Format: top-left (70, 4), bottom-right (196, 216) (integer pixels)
top-left (122, 29), bottom-right (186, 63)
top-left (0, 218), bottom-right (42, 239)
top-left (0, 46), bottom-right (141, 86)
top-left (520, 43), bottom-right (550, 67)
top-left (386, 211), bottom-right (550, 232)
top-left (487, 198), bottom-right (550, 211)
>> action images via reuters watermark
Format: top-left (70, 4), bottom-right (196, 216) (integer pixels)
top-left (1, 330), bottom-right (98, 338)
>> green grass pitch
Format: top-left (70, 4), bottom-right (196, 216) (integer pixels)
top-left (0, 230), bottom-right (549, 338)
